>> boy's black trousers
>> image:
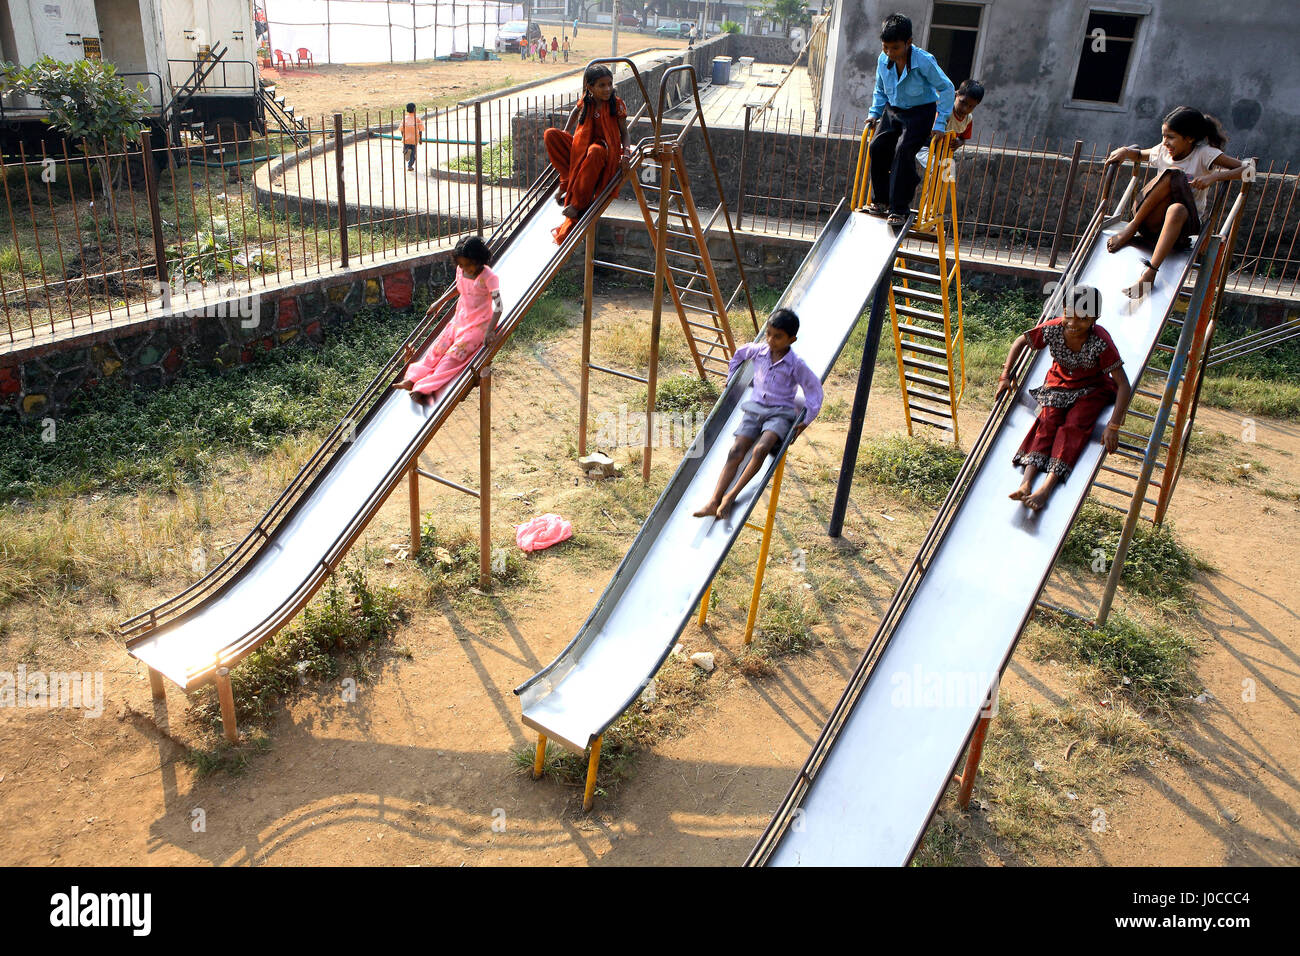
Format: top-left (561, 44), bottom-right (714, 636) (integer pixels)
top-left (403, 144), bottom-right (416, 169)
top-left (869, 102), bottom-right (938, 215)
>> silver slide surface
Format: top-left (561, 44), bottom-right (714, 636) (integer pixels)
top-left (515, 205), bottom-right (909, 753)
top-left (129, 197), bottom-right (575, 688)
top-left (762, 222), bottom-right (1194, 866)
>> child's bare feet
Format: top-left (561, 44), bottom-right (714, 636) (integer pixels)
top-left (394, 379), bottom-right (414, 390)
top-left (1023, 486), bottom-right (1052, 511)
top-left (1106, 225), bottom-right (1137, 253)
top-left (410, 390), bottom-right (433, 406)
top-left (1123, 264), bottom-right (1157, 299)
top-left (1008, 480), bottom-right (1033, 501)
top-left (555, 187), bottom-right (566, 206)
top-left (715, 492), bottom-right (738, 521)
top-left (693, 498), bottom-right (722, 518)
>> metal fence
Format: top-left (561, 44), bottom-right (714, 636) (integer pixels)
top-left (2, 97), bottom-right (1297, 348)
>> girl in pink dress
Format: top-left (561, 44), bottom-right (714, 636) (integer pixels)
top-left (397, 236), bottom-right (502, 405)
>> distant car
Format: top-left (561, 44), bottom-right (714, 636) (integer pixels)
top-left (655, 22), bottom-right (690, 37)
top-left (495, 20), bottom-right (542, 53)
top-left (618, 14), bottom-right (640, 27)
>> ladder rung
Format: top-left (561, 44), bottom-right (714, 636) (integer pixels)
top-left (910, 411), bottom-right (955, 431)
top-left (1135, 388), bottom-right (1163, 400)
top-left (896, 321), bottom-right (946, 342)
top-left (593, 259), bottom-right (655, 279)
top-left (903, 371), bottom-right (951, 391)
top-left (905, 388), bottom-right (953, 410)
top-left (1100, 463), bottom-right (1162, 488)
top-left (1126, 408), bottom-right (1157, 422)
top-left (897, 339), bottom-right (948, 359)
top-left (893, 266), bottom-right (941, 284)
top-left (892, 285), bottom-right (944, 305)
top-left (1155, 343), bottom-right (1176, 354)
top-left (901, 356), bottom-right (950, 375)
top-left (900, 247), bottom-right (940, 264)
top-left (674, 285), bottom-right (714, 301)
top-left (668, 266), bottom-right (711, 283)
top-left (677, 302), bottom-right (718, 316)
top-left (685, 318), bottom-right (723, 333)
top-left (1118, 430), bottom-right (1170, 450)
top-left (1111, 446), bottom-right (1166, 468)
top-left (1091, 497), bottom-right (1130, 515)
top-left (894, 302), bottom-right (947, 324)
top-left (665, 247), bottom-right (702, 260)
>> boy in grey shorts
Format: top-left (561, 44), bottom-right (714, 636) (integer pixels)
top-left (694, 309), bottom-right (823, 521)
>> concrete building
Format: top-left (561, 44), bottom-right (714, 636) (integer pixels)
top-left (816, 0), bottom-right (1298, 158)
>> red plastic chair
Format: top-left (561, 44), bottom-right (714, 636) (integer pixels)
top-left (295, 47), bottom-right (314, 68)
top-left (274, 49), bottom-right (293, 70)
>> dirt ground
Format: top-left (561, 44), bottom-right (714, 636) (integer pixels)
top-left (266, 27), bottom-right (690, 120)
top-left (0, 290), bottom-right (1297, 866)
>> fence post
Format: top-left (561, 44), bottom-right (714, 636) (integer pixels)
top-left (474, 101), bottom-right (485, 235)
top-left (1048, 139), bottom-right (1083, 269)
top-left (736, 105), bottom-right (756, 229)
top-left (139, 129), bottom-right (168, 286)
top-left (334, 112), bottom-right (348, 267)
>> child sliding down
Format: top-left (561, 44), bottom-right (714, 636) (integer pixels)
top-left (694, 309), bottom-right (823, 521)
top-left (396, 236), bottom-right (502, 406)
top-left (1104, 106), bottom-right (1249, 299)
top-left (998, 284), bottom-right (1131, 511)
top-left (543, 64), bottom-right (632, 245)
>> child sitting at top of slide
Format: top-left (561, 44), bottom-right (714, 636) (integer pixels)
top-left (997, 284), bottom-right (1131, 512)
top-left (861, 12), bottom-right (955, 228)
top-left (543, 64), bottom-right (632, 244)
top-left (914, 79), bottom-right (984, 177)
top-left (1104, 107), bottom-right (1249, 298)
top-left (694, 309), bottom-right (823, 521)
top-left (396, 236), bottom-right (502, 406)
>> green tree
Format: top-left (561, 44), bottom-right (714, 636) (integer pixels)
top-left (721, 20), bottom-right (743, 34)
top-left (0, 56), bottom-right (151, 212)
top-left (759, 0), bottom-right (809, 36)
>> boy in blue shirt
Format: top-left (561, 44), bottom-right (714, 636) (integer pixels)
top-left (862, 13), bottom-right (955, 228)
top-left (694, 309), bottom-right (823, 521)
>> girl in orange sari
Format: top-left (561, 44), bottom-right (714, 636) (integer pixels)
top-left (543, 64), bottom-right (631, 244)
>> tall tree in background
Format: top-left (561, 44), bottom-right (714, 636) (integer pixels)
top-left (760, 0), bottom-right (809, 36)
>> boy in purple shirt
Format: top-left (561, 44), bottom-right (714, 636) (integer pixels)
top-left (694, 309), bottom-right (823, 520)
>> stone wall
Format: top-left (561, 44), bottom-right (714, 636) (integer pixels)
top-left (2, 253), bottom-right (457, 421)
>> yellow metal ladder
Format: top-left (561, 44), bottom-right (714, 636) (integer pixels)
top-left (887, 133), bottom-right (966, 443)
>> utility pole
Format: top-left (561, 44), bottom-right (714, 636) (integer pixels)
top-left (612, 0), bottom-right (621, 55)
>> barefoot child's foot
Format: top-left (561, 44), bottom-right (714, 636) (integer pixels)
top-left (410, 390), bottom-right (433, 406)
top-left (394, 379), bottom-right (414, 390)
top-left (1023, 486), bottom-right (1051, 511)
top-left (715, 493), bottom-right (737, 520)
top-left (1123, 259), bottom-right (1158, 299)
top-left (1106, 226), bottom-right (1137, 253)
top-left (693, 499), bottom-right (722, 518)
top-left (1009, 480), bottom-right (1033, 501)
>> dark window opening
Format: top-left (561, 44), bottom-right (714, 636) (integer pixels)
top-left (1072, 10), bottom-right (1141, 104)
top-left (929, 2), bottom-right (982, 85)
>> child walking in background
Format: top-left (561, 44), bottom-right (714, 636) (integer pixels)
top-left (539, 40), bottom-right (547, 63)
top-left (694, 309), bottom-right (823, 521)
top-left (401, 102), bottom-right (423, 172)
top-left (397, 237), bottom-right (502, 406)
top-left (862, 13), bottom-right (955, 228)
top-left (543, 64), bottom-right (631, 244)
top-left (1105, 107), bottom-right (1248, 298)
top-left (997, 285), bottom-right (1131, 511)
top-left (914, 78), bottom-right (984, 177)
top-left (562, 36), bottom-right (570, 62)
top-left (551, 36), bottom-right (559, 56)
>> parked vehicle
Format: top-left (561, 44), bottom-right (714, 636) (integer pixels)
top-left (495, 20), bottom-right (542, 53)
top-left (617, 14), bottom-right (641, 27)
top-left (654, 22), bottom-right (692, 37)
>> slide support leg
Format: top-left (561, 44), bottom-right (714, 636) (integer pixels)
top-left (147, 667), bottom-right (166, 701)
top-left (582, 734), bottom-right (603, 812)
top-left (532, 733), bottom-right (548, 779)
top-left (215, 667), bottom-right (238, 744)
top-left (829, 275), bottom-right (892, 537)
top-left (408, 466), bottom-right (421, 557)
top-left (954, 715), bottom-right (991, 810)
top-left (578, 228), bottom-right (595, 457)
top-left (698, 583), bottom-right (712, 627)
top-left (479, 367), bottom-right (492, 592)
top-left (744, 454), bottom-right (787, 645)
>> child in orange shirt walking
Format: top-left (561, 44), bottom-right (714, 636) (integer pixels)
top-left (401, 102), bottom-right (423, 172)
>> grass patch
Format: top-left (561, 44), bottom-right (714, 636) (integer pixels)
top-left (648, 373), bottom-right (718, 413)
top-left (1198, 373), bottom-right (1300, 418)
top-left (1031, 612), bottom-right (1199, 708)
top-left (0, 304), bottom-right (417, 501)
top-left (185, 733), bottom-right (271, 778)
top-left (447, 138), bottom-right (514, 184)
top-left (414, 519), bottom-right (530, 597)
top-left (752, 585), bottom-right (822, 656)
top-left (502, 282), bottom-right (578, 350)
top-left (855, 435), bottom-right (966, 505)
top-left (1061, 503), bottom-right (1199, 606)
top-left (190, 565), bottom-right (404, 736)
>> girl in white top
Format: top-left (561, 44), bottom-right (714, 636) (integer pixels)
top-left (1103, 107), bottom-right (1249, 298)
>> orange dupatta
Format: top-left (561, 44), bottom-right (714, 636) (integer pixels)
top-left (551, 95), bottom-right (627, 245)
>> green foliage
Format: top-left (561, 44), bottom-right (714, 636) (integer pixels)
top-left (758, 0), bottom-right (811, 34)
top-left (0, 56), bottom-right (149, 147)
top-left (650, 373), bottom-right (719, 413)
top-left (191, 565), bottom-right (403, 733)
top-left (1044, 613), bottom-right (1198, 704)
top-left (721, 20), bottom-right (743, 34)
top-left (448, 138), bottom-right (514, 184)
top-left (0, 308), bottom-right (412, 500)
top-left (415, 520), bottom-right (530, 595)
top-left (855, 435), bottom-right (967, 504)
top-left (1061, 503), bottom-right (1198, 604)
top-left (960, 287), bottom-right (1043, 343)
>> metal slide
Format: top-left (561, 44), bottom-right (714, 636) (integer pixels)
top-left (122, 161), bottom-right (630, 690)
top-left (749, 197), bottom-right (1208, 867)
top-left (515, 204), bottom-right (911, 753)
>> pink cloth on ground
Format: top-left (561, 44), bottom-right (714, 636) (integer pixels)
top-left (404, 264), bottom-right (500, 396)
top-left (515, 513), bottom-right (573, 552)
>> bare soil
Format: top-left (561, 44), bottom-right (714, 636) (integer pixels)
top-left (0, 290), bottom-right (1296, 866)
